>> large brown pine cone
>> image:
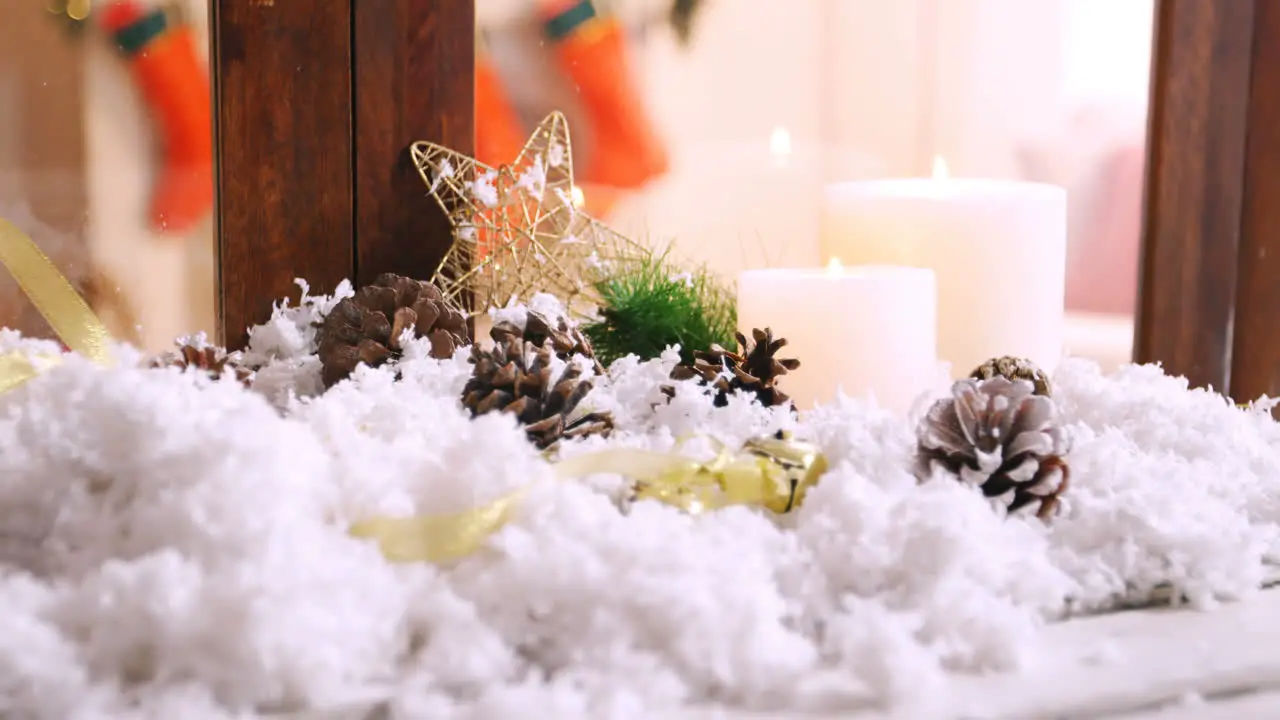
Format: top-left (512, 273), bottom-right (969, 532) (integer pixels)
top-left (490, 310), bottom-right (605, 375)
top-left (917, 376), bottom-right (1071, 519)
top-left (462, 336), bottom-right (612, 450)
top-left (149, 342), bottom-right (253, 386)
top-left (667, 327), bottom-right (800, 408)
top-left (316, 273), bottom-right (470, 388)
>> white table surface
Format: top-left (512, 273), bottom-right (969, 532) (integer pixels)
top-left (284, 588), bottom-right (1280, 719)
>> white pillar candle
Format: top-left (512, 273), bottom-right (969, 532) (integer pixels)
top-left (737, 261), bottom-right (937, 413)
top-left (1064, 311), bottom-right (1134, 375)
top-left (820, 160), bottom-right (1066, 377)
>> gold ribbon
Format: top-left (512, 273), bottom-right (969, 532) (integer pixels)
top-left (557, 434), bottom-right (828, 515)
top-left (0, 218), bottom-right (113, 391)
top-left (348, 492), bottom-right (525, 564)
top-left (350, 434), bottom-right (828, 563)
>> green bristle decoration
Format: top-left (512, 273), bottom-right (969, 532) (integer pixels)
top-left (583, 246), bottom-right (736, 367)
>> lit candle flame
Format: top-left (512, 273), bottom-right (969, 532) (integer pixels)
top-left (932, 155), bottom-right (950, 180)
top-left (826, 257), bottom-right (843, 275)
top-left (571, 186), bottom-right (585, 209)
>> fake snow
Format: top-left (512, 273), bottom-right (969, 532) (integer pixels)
top-left (2, 287), bottom-right (1280, 719)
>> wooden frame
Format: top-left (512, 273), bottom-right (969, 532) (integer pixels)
top-left (211, 0), bottom-right (1279, 400)
top-left (1139, 0), bottom-right (1280, 401)
top-left (210, 1), bottom-right (473, 349)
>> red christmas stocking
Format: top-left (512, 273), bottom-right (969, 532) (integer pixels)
top-left (100, 1), bottom-right (213, 234)
top-left (540, 0), bottom-right (669, 190)
top-left (475, 50), bottom-right (527, 168)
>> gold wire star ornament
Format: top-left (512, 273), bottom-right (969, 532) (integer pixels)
top-left (410, 111), bottom-right (644, 319)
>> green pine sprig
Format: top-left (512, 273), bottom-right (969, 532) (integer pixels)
top-left (583, 245), bottom-right (737, 367)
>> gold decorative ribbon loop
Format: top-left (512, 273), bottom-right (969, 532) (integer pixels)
top-left (348, 491), bottom-right (526, 564)
top-left (0, 354), bottom-right (42, 394)
top-left (559, 434), bottom-right (828, 515)
top-left (352, 435), bottom-right (829, 564)
top-left (0, 217), bottom-right (112, 364)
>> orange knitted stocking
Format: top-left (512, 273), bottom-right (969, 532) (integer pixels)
top-left (540, 0), bottom-right (668, 190)
top-left (475, 51), bottom-right (527, 168)
top-left (101, 1), bottom-right (213, 234)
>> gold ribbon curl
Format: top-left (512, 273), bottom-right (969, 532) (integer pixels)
top-left (351, 434), bottom-right (828, 564)
top-left (0, 218), bottom-right (113, 391)
top-left (349, 492), bottom-right (526, 564)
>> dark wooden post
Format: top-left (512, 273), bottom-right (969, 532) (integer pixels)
top-left (211, 1), bottom-right (473, 349)
top-left (1141, 0), bottom-right (1280, 401)
top-left (1231, 0), bottom-right (1280, 402)
top-left (1137, 0), bottom-right (1256, 394)
top-left (353, 1), bottom-right (475, 286)
top-left (211, 2), bottom-right (355, 349)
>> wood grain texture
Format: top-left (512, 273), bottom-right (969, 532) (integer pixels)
top-left (353, 0), bottom-right (475, 286)
top-left (1232, 0), bottom-right (1280, 403)
top-left (211, 1), bottom-right (354, 349)
top-left (1137, 0), bottom-right (1256, 392)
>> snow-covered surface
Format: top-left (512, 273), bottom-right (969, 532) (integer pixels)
top-left (1115, 691), bottom-right (1280, 719)
top-left (2, 285), bottom-right (1280, 719)
top-left (910, 586), bottom-right (1280, 719)
top-left (286, 588), bottom-right (1280, 719)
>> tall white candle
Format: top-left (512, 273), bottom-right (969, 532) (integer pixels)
top-left (820, 160), bottom-right (1066, 377)
top-left (737, 261), bottom-right (937, 413)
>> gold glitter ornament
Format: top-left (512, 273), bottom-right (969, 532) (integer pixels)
top-left (627, 431), bottom-right (828, 515)
top-left (410, 112), bottom-right (644, 319)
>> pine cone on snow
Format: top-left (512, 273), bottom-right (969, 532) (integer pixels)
top-left (149, 342), bottom-right (253, 386)
top-left (462, 336), bottom-right (613, 450)
top-left (917, 376), bottom-right (1070, 519)
top-left (970, 355), bottom-right (1053, 397)
top-left (489, 310), bottom-right (605, 375)
top-left (666, 327), bottom-right (800, 408)
top-left (316, 273), bottom-right (470, 388)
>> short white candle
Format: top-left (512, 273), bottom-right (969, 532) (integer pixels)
top-left (737, 260), bottom-right (937, 413)
top-left (820, 158), bottom-right (1066, 377)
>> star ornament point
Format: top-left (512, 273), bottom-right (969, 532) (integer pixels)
top-left (410, 112), bottom-right (642, 319)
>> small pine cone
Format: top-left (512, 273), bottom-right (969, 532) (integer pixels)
top-left (316, 273), bottom-right (470, 388)
top-left (917, 376), bottom-right (1070, 519)
top-left (149, 343), bottom-right (253, 386)
top-left (666, 328), bottom-right (800, 408)
top-left (462, 336), bottom-right (613, 450)
top-left (490, 310), bottom-right (605, 375)
top-left (971, 356), bottom-right (1052, 397)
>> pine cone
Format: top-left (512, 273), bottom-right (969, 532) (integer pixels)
top-left (666, 328), bottom-right (800, 407)
top-left (490, 310), bottom-right (605, 375)
top-left (316, 273), bottom-right (470, 388)
top-left (917, 376), bottom-right (1070, 519)
top-left (149, 343), bottom-right (253, 386)
top-left (462, 336), bottom-right (613, 450)
top-left (970, 356), bottom-right (1052, 396)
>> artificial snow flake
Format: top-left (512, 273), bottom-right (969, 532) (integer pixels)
top-left (471, 171), bottom-right (500, 208)
top-left (548, 141), bottom-right (566, 168)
